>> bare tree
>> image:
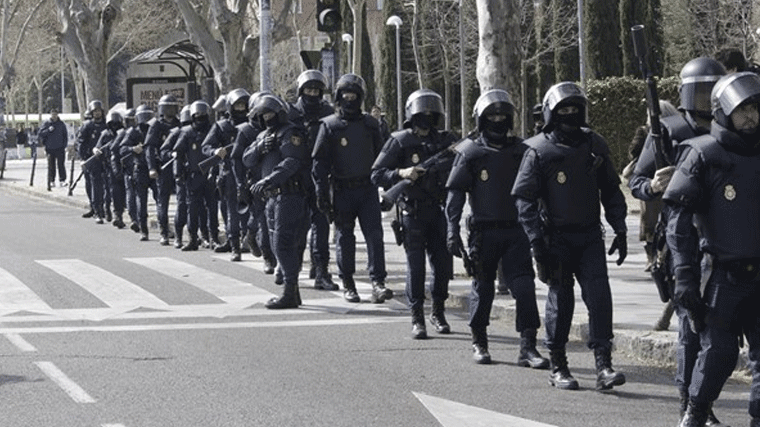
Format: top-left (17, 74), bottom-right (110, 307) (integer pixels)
top-left (0, 0), bottom-right (47, 91)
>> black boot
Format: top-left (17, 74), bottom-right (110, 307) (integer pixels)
top-left (548, 349), bottom-right (579, 390)
top-left (471, 328), bottom-right (491, 364)
top-left (309, 264), bottom-right (317, 279)
top-left (230, 239), bottom-right (242, 262)
top-left (139, 223), bottom-right (149, 241)
top-left (314, 264), bottom-right (339, 290)
top-left (517, 329), bottom-right (549, 369)
top-left (174, 227), bottom-right (184, 249)
top-left (429, 300), bottom-right (451, 334)
top-left (265, 283), bottom-right (299, 309)
top-left (130, 221), bottom-right (140, 233)
top-left (343, 277), bottom-right (360, 303)
top-left (263, 256), bottom-right (276, 275)
top-left (159, 227), bottom-right (170, 246)
top-left (411, 307), bottom-right (427, 339)
top-left (370, 281), bottom-right (387, 304)
top-left (82, 209), bottom-right (95, 218)
top-left (214, 239), bottom-right (231, 253)
top-left (182, 234), bottom-right (200, 251)
top-left (105, 209), bottom-right (112, 223)
top-left (274, 268), bottom-right (284, 285)
top-left (244, 231), bottom-right (262, 257)
top-left (750, 417), bottom-right (760, 427)
top-left (594, 347), bottom-right (626, 390)
top-left (704, 402), bottom-right (727, 427)
top-left (644, 242), bottom-right (656, 272)
top-left (112, 213), bottom-right (126, 229)
top-left (678, 399), bottom-right (710, 427)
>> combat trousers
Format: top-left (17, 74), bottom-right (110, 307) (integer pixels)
top-left (271, 193), bottom-right (308, 285)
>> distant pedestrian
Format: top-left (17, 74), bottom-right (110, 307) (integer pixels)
top-left (16, 125), bottom-right (27, 160)
top-left (371, 105), bottom-right (392, 142)
top-left (38, 108), bottom-right (68, 189)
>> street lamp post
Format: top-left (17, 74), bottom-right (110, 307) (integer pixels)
top-left (386, 15), bottom-right (403, 130)
top-left (342, 33), bottom-right (354, 74)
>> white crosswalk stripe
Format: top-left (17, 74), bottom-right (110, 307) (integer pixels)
top-left (0, 267), bottom-right (52, 311)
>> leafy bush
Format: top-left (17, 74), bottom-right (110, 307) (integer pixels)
top-left (586, 75), bottom-right (680, 172)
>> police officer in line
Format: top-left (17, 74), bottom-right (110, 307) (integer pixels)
top-left (119, 104), bottom-right (155, 241)
top-left (113, 108), bottom-right (138, 231)
top-left (664, 72), bottom-right (760, 427)
top-left (160, 105), bottom-right (192, 248)
top-left (231, 92), bottom-right (278, 273)
top-left (144, 94), bottom-right (181, 246)
top-left (242, 95), bottom-right (311, 309)
top-left (312, 73), bottom-right (391, 304)
top-left (372, 89), bottom-right (456, 339)
top-left (628, 57), bottom-right (728, 426)
top-left (289, 70), bottom-right (339, 291)
top-left (93, 110), bottom-right (123, 227)
top-left (203, 88), bottom-right (251, 261)
top-left (445, 89), bottom-right (548, 368)
top-left (174, 101), bottom-right (213, 251)
top-left (512, 82), bottom-right (628, 391)
top-left (77, 100), bottom-right (108, 222)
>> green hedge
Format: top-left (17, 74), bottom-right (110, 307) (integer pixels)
top-left (586, 75), bottom-right (680, 172)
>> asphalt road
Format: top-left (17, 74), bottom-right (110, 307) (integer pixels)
top-left (0, 191), bottom-right (752, 427)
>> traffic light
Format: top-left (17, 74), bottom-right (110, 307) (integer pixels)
top-left (317, 0), bottom-right (341, 33)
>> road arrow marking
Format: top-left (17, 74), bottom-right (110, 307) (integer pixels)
top-left (413, 392), bottom-right (558, 427)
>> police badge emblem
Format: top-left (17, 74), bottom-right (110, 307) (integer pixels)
top-left (340, 138), bottom-right (348, 147)
top-left (192, 143), bottom-right (196, 150)
top-left (411, 153), bottom-right (420, 164)
top-left (480, 169), bottom-right (489, 181)
top-left (557, 171), bottom-right (567, 184)
top-left (724, 184), bottom-right (736, 201)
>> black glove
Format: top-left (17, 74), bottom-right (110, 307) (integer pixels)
top-left (531, 240), bottom-right (556, 284)
top-left (673, 266), bottom-right (706, 333)
top-left (237, 185), bottom-right (251, 206)
top-left (261, 133), bottom-right (276, 154)
top-left (251, 178), bottom-right (272, 199)
top-left (608, 232), bottom-right (627, 266)
top-left (447, 232), bottom-right (465, 258)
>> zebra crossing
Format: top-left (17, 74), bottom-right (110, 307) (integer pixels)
top-left (0, 256), bottom-right (415, 326)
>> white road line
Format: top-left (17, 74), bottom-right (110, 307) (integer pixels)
top-left (102, 424), bottom-right (126, 427)
top-left (0, 316), bottom-right (408, 334)
top-left (126, 257), bottom-right (275, 304)
top-left (4, 333), bottom-right (37, 352)
top-left (414, 392), bottom-right (558, 427)
top-left (36, 259), bottom-right (169, 309)
top-left (34, 361), bottom-right (96, 404)
top-left (0, 267), bottom-right (52, 311)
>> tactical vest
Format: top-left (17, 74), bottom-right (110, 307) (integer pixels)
top-left (392, 129), bottom-right (455, 202)
top-left (526, 131), bottom-right (606, 228)
top-left (256, 124), bottom-right (309, 192)
top-left (321, 114), bottom-right (378, 180)
top-left (660, 114), bottom-right (699, 163)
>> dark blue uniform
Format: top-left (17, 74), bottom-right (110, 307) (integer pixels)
top-left (664, 122), bottom-right (760, 422)
top-left (95, 127), bottom-right (119, 223)
top-left (174, 122), bottom-right (213, 246)
top-left (512, 129), bottom-right (627, 352)
top-left (119, 123), bottom-right (155, 238)
top-left (77, 119), bottom-right (108, 219)
top-left (312, 112), bottom-right (387, 292)
top-left (110, 127), bottom-right (134, 228)
top-left (145, 116), bottom-right (180, 243)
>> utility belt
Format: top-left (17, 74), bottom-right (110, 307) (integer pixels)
top-left (270, 177), bottom-right (306, 197)
top-left (333, 176), bottom-right (372, 191)
top-left (467, 218), bottom-right (518, 231)
top-left (550, 221), bottom-right (600, 234)
top-left (398, 196), bottom-right (442, 214)
top-left (715, 257), bottom-right (760, 282)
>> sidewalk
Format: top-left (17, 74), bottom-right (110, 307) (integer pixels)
top-left (0, 153), bottom-right (748, 378)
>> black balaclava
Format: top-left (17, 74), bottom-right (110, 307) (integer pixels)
top-left (339, 91), bottom-right (362, 118)
top-left (481, 115), bottom-right (512, 144)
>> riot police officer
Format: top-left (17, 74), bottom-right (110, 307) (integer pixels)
top-left (175, 101), bottom-right (213, 251)
top-left (445, 89), bottom-right (547, 368)
top-left (231, 91), bottom-right (277, 272)
top-left (119, 104), bottom-right (155, 241)
top-left (312, 73), bottom-right (390, 303)
top-left (664, 72), bottom-right (760, 427)
top-left (161, 105), bottom-right (191, 248)
top-left (94, 110), bottom-right (123, 226)
top-left (628, 57), bottom-right (728, 426)
top-left (203, 88), bottom-right (250, 261)
top-left (145, 94), bottom-right (181, 246)
top-left (372, 89), bottom-right (456, 339)
top-left (290, 70), bottom-right (338, 291)
top-left (512, 82), bottom-right (628, 391)
top-left (242, 95), bottom-right (310, 309)
top-left (78, 100), bottom-right (108, 222)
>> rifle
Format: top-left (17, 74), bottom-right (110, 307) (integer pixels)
top-left (380, 141), bottom-right (459, 211)
top-left (631, 24), bottom-right (668, 169)
top-left (30, 143), bottom-right (37, 186)
top-left (67, 151), bottom-right (103, 196)
top-left (198, 142), bottom-right (234, 176)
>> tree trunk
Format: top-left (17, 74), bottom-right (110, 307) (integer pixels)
top-left (475, 0), bottom-right (521, 99)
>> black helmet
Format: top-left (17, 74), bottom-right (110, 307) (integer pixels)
top-left (135, 104), bottom-right (154, 125)
top-left (212, 95), bottom-right (228, 114)
top-left (105, 110), bottom-right (122, 127)
top-left (711, 72), bottom-right (760, 129)
top-left (542, 82), bottom-right (587, 130)
top-left (473, 89), bottom-right (515, 132)
top-left (247, 91), bottom-right (272, 119)
top-left (227, 88), bottom-right (250, 113)
top-left (334, 73), bottom-right (366, 102)
top-left (190, 100), bottom-right (211, 119)
top-left (297, 70), bottom-right (329, 97)
top-left (252, 94), bottom-right (288, 128)
top-left (404, 89), bottom-right (445, 129)
top-left (179, 105), bottom-right (191, 125)
top-left (87, 100), bottom-right (104, 116)
top-left (679, 57), bottom-right (727, 113)
top-left (158, 94), bottom-right (179, 119)
top-left (123, 108), bottom-right (136, 127)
